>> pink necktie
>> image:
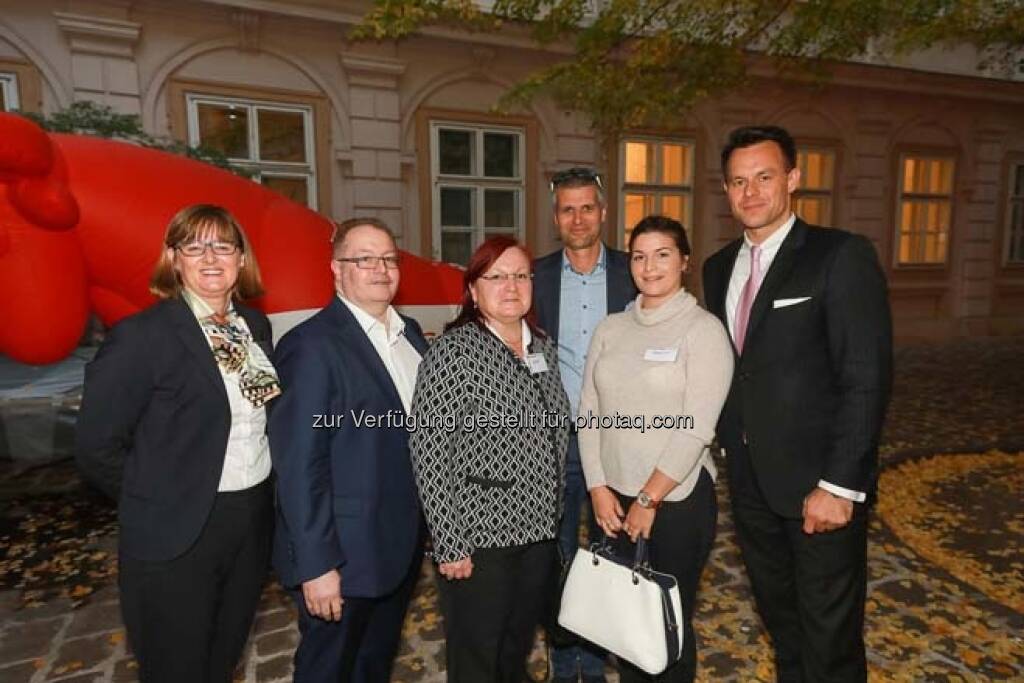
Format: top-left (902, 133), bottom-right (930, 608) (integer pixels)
top-left (733, 244), bottom-right (762, 354)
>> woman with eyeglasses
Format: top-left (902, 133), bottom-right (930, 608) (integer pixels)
top-left (76, 204), bottom-right (280, 683)
top-left (579, 215), bottom-right (734, 683)
top-left (409, 236), bottom-right (571, 682)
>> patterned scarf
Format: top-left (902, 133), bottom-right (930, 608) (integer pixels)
top-left (182, 290), bottom-right (282, 408)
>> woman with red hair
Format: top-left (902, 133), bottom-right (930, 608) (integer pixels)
top-left (410, 236), bottom-right (571, 683)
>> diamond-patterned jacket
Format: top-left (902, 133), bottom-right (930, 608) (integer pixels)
top-left (409, 321), bottom-right (571, 564)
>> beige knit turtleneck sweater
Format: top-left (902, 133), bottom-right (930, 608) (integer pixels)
top-left (578, 287), bottom-right (734, 502)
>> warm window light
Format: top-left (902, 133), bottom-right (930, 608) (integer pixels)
top-left (897, 155), bottom-right (954, 265)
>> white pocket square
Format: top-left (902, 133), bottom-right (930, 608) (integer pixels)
top-left (773, 296), bottom-right (811, 309)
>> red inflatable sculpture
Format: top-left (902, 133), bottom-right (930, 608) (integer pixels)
top-left (0, 112), bottom-right (463, 365)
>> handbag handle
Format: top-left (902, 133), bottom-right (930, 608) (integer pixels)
top-left (633, 537), bottom-right (650, 570)
top-left (590, 535), bottom-right (652, 571)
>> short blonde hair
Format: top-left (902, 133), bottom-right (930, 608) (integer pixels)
top-left (149, 204), bottom-right (265, 300)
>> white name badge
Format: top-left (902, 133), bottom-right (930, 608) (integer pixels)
top-left (644, 347), bottom-right (678, 362)
top-left (525, 353), bottom-right (549, 374)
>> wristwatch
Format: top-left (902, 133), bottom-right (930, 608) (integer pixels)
top-left (636, 490), bottom-right (660, 510)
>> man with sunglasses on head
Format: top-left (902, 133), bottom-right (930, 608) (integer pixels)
top-left (269, 218), bottom-right (429, 683)
top-left (534, 168), bottom-right (637, 683)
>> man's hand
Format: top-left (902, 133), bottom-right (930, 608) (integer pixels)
top-left (590, 485), bottom-right (625, 538)
top-left (439, 556), bottom-right (473, 580)
top-left (802, 487), bottom-right (854, 534)
top-left (302, 569), bottom-right (343, 621)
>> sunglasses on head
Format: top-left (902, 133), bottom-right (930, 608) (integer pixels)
top-left (549, 167), bottom-right (604, 193)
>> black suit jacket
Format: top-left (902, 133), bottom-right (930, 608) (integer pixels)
top-left (533, 245), bottom-right (637, 340)
top-left (269, 297), bottom-right (429, 597)
top-left (76, 297), bottom-right (275, 562)
top-left (702, 220), bottom-right (893, 517)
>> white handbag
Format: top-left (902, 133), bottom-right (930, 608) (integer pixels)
top-left (557, 538), bottom-right (684, 675)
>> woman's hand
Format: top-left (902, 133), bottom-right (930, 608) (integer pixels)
top-left (438, 556), bottom-right (474, 580)
top-left (623, 502), bottom-right (656, 543)
top-left (590, 486), bottom-right (625, 537)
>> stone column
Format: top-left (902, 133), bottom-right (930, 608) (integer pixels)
top-left (55, 3), bottom-right (142, 115)
top-left (339, 53), bottom-right (406, 242)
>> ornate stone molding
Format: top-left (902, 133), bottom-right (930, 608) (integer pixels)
top-left (340, 54), bottom-right (406, 88)
top-left (54, 12), bottom-right (141, 58)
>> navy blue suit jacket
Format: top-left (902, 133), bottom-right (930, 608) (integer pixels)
top-left (77, 297), bottom-right (274, 562)
top-left (269, 297), bottom-right (428, 597)
top-left (532, 245), bottom-right (637, 341)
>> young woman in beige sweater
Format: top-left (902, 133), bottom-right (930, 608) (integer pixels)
top-left (578, 215), bottom-right (734, 683)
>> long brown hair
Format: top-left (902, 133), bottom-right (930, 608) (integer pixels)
top-left (149, 204), bottom-right (264, 300)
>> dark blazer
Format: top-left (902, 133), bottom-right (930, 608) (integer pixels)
top-left (75, 297), bottom-right (274, 562)
top-left (409, 322), bottom-right (571, 564)
top-left (702, 220), bottom-right (893, 518)
top-left (533, 245), bottom-right (637, 341)
top-left (268, 297), bottom-right (429, 597)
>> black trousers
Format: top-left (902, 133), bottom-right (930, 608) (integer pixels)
top-left (119, 479), bottom-right (273, 683)
top-left (608, 468), bottom-right (717, 683)
top-left (728, 441), bottom-right (868, 682)
top-left (438, 540), bottom-right (557, 683)
top-left (290, 549), bottom-right (421, 683)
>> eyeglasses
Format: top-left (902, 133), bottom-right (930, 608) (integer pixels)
top-left (335, 255), bottom-right (401, 270)
top-left (479, 272), bottom-right (533, 284)
top-left (549, 167), bottom-right (604, 193)
top-left (176, 241), bottom-right (240, 257)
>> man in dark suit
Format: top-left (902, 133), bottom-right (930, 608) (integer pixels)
top-left (533, 167), bottom-right (636, 683)
top-left (702, 126), bottom-right (892, 682)
top-left (269, 218), bottom-right (428, 683)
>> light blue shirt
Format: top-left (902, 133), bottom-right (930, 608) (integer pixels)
top-left (557, 244), bottom-right (608, 417)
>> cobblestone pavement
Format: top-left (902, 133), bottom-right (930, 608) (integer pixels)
top-left (1, 336), bottom-right (1022, 682)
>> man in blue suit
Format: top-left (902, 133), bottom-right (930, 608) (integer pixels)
top-left (269, 217), bottom-right (428, 683)
top-left (533, 168), bottom-right (637, 683)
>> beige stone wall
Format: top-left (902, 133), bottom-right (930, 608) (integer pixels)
top-left (1, 0), bottom-right (1021, 340)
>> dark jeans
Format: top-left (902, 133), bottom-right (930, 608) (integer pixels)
top-left (439, 540), bottom-right (557, 683)
top-left (119, 479), bottom-right (273, 683)
top-left (551, 436), bottom-right (607, 678)
top-left (608, 469), bottom-right (717, 683)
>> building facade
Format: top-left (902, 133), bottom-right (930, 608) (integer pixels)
top-left (2, 0), bottom-right (1022, 341)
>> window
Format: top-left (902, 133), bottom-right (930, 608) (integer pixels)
top-left (1004, 162), bottom-right (1024, 265)
top-left (619, 138), bottom-right (694, 247)
top-left (896, 155), bottom-right (955, 265)
top-left (185, 94), bottom-right (317, 209)
top-left (0, 72), bottom-right (19, 112)
top-left (430, 121), bottom-right (526, 265)
top-left (795, 147), bottom-right (835, 226)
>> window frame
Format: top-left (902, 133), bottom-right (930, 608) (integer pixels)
top-left (794, 144), bottom-right (838, 228)
top-left (892, 149), bottom-right (957, 269)
top-left (185, 93), bottom-right (318, 209)
top-left (167, 78), bottom-right (332, 216)
top-left (429, 120), bottom-right (527, 264)
top-left (415, 108), bottom-right (538, 263)
top-left (0, 59), bottom-right (42, 113)
top-left (616, 135), bottom-right (696, 249)
top-left (0, 72), bottom-right (19, 112)
top-left (1000, 156), bottom-right (1024, 268)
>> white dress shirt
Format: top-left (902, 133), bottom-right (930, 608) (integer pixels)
top-left (339, 295), bottom-right (422, 413)
top-left (181, 291), bottom-right (272, 493)
top-left (725, 214), bottom-right (796, 338)
top-left (725, 214), bottom-right (865, 503)
top-left (216, 358), bottom-right (272, 492)
top-left (484, 318), bottom-right (532, 357)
